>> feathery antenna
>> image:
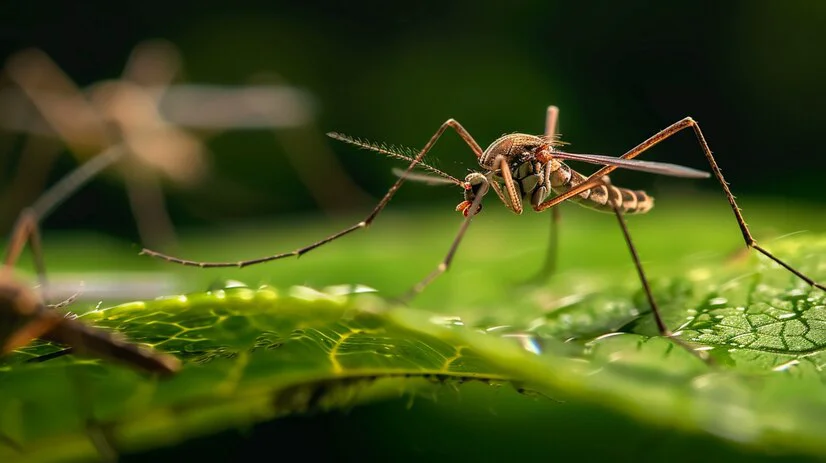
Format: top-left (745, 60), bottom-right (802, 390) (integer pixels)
top-left (327, 132), bottom-right (464, 187)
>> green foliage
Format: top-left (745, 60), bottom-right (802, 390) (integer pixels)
top-left (3, 201), bottom-right (826, 461)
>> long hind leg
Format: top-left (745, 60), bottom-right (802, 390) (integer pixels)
top-left (534, 117), bottom-right (825, 291)
top-left (524, 105), bottom-right (562, 283)
top-left (609, 201), bottom-right (708, 360)
top-left (532, 116), bottom-right (823, 360)
top-left (537, 105), bottom-right (562, 279)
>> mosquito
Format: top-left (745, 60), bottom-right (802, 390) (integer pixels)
top-left (1, 41), bottom-right (369, 251)
top-left (2, 146), bottom-right (181, 375)
top-left (141, 104), bottom-right (825, 358)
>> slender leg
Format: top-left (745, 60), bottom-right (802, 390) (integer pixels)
top-left (494, 156), bottom-right (523, 214)
top-left (273, 125), bottom-right (374, 213)
top-left (400, 179), bottom-right (491, 301)
top-left (47, 287), bottom-right (82, 310)
top-left (535, 118), bottom-right (699, 210)
top-left (3, 146), bottom-right (125, 299)
top-left (538, 105), bottom-right (561, 279)
top-left (3, 210), bottom-right (47, 294)
top-left (482, 156), bottom-right (522, 214)
top-left (611, 205), bottom-right (666, 334)
top-left (611, 204), bottom-right (708, 361)
top-left (11, 43), bottom-right (189, 256)
top-left (64, 358), bottom-right (120, 462)
top-left (29, 146), bottom-right (125, 220)
top-left (141, 119), bottom-right (487, 267)
top-left (545, 105), bottom-right (559, 142)
top-left (534, 207), bottom-right (561, 279)
top-left (3, 210), bottom-right (83, 310)
top-left (85, 421), bottom-right (118, 463)
top-left (123, 169), bottom-right (178, 252)
top-left (525, 105), bottom-right (562, 283)
top-left (245, 72), bottom-right (373, 213)
top-left (0, 136), bottom-right (63, 233)
top-left (5, 48), bottom-right (111, 152)
top-left (487, 180), bottom-right (511, 209)
top-left (117, 41), bottom-right (195, 252)
top-left (535, 117), bottom-right (826, 292)
top-left (0, 433), bottom-right (22, 453)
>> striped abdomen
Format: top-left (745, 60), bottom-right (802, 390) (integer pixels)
top-left (548, 161), bottom-right (654, 214)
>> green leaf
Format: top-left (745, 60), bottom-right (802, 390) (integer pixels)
top-left (3, 200), bottom-right (826, 461)
top-left (0, 285), bottom-right (515, 461)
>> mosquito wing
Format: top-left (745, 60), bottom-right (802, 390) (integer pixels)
top-left (553, 151), bottom-right (710, 179)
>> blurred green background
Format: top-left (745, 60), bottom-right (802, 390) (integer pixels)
top-left (2, 1), bottom-right (825, 242)
top-left (2, 2), bottom-right (826, 461)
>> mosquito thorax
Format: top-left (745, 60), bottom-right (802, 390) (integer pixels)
top-left (479, 133), bottom-right (546, 170)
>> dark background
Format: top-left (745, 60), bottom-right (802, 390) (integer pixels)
top-left (2, 1), bottom-right (825, 242)
top-left (3, 3), bottom-right (826, 460)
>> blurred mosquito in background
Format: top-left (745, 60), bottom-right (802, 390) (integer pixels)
top-left (139, 104), bottom-right (826, 359)
top-left (0, 41), bottom-right (204, 251)
top-left (1, 142), bottom-right (181, 375)
top-left (0, 39), bottom-right (370, 251)
top-left (0, 149), bottom-right (181, 461)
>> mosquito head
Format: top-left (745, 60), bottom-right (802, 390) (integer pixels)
top-left (479, 134), bottom-right (547, 171)
top-left (455, 172), bottom-right (488, 217)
